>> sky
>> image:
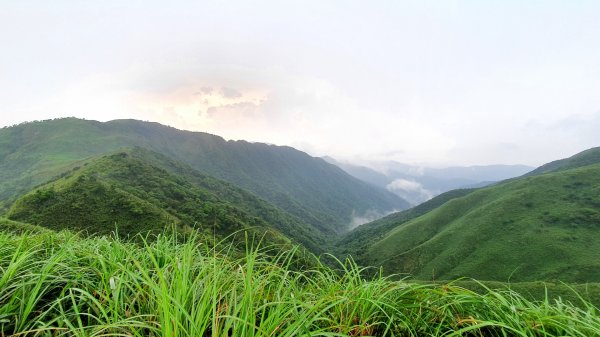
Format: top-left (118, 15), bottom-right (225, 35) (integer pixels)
top-left (1, 0), bottom-right (599, 166)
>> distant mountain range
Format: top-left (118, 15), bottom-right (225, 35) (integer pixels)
top-left (323, 156), bottom-right (533, 205)
top-left (338, 147), bottom-right (600, 283)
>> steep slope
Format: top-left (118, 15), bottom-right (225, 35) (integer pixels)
top-left (335, 189), bottom-right (475, 258)
top-left (0, 217), bottom-right (48, 234)
top-left (6, 148), bottom-right (326, 251)
top-left (360, 161), bottom-right (600, 283)
top-left (0, 118), bottom-right (408, 232)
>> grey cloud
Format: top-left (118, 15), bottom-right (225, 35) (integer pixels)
top-left (221, 87), bottom-right (242, 98)
top-left (193, 87), bottom-right (214, 96)
top-left (201, 87), bottom-right (214, 94)
top-left (205, 101), bottom-right (259, 117)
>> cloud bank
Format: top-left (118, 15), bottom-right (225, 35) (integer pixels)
top-left (386, 179), bottom-right (433, 205)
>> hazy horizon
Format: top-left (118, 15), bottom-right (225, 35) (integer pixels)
top-left (2, 1), bottom-right (599, 166)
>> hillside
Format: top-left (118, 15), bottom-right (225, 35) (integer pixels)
top-left (6, 148), bottom-right (326, 251)
top-left (0, 217), bottom-right (48, 234)
top-left (526, 147), bottom-right (600, 176)
top-left (335, 188), bottom-right (476, 258)
top-left (356, 148), bottom-right (600, 283)
top-left (0, 118), bottom-right (409, 232)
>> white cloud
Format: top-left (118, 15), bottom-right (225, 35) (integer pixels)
top-left (348, 209), bottom-right (393, 231)
top-left (386, 179), bottom-right (433, 205)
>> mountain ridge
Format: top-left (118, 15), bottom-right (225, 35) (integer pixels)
top-left (7, 147), bottom-right (327, 251)
top-left (323, 156), bottom-right (532, 205)
top-left (0, 118), bottom-right (409, 232)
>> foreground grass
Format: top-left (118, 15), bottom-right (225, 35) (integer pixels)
top-left (1, 231), bottom-right (599, 337)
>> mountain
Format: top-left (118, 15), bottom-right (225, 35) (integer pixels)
top-left (322, 156), bottom-right (391, 188)
top-left (323, 157), bottom-right (532, 205)
top-left (0, 118), bottom-right (409, 233)
top-left (6, 148), bottom-right (329, 251)
top-left (350, 148), bottom-right (600, 283)
top-left (525, 147), bottom-right (600, 176)
top-left (0, 217), bottom-right (49, 234)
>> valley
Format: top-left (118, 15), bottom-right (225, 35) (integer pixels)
top-left (1, 119), bottom-right (599, 336)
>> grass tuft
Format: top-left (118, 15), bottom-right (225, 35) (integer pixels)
top-left (0, 230), bottom-right (598, 336)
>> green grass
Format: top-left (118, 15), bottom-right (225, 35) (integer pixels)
top-left (361, 163), bottom-right (600, 282)
top-left (0, 217), bottom-right (49, 234)
top-left (1, 230), bottom-right (599, 336)
top-left (526, 146), bottom-right (600, 176)
top-left (450, 280), bottom-right (600, 309)
top-left (335, 189), bottom-right (476, 259)
top-left (6, 148), bottom-right (327, 252)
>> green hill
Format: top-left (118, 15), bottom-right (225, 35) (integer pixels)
top-left (358, 154), bottom-right (600, 283)
top-left (0, 118), bottom-right (408, 232)
top-left (335, 188), bottom-right (476, 258)
top-left (0, 217), bottom-right (48, 234)
top-left (526, 147), bottom-right (600, 176)
top-left (6, 148), bottom-right (326, 251)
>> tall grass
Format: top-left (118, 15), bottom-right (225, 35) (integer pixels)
top-left (0, 230), bottom-right (598, 336)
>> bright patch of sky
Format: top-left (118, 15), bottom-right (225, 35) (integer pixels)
top-left (1, 0), bottom-right (599, 166)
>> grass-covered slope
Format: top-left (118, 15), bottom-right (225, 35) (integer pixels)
top-left (0, 217), bottom-right (48, 234)
top-left (526, 146), bottom-right (600, 176)
top-left (335, 188), bottom-right (476, 258)
top-left (1, 230), bottom-right (598, 337)
top-left (0, 118), bottom-right (409, 231)
top-left (361, 163), bottom-right (600, 283)
top-left (6, 148), bottom-right (326, 251)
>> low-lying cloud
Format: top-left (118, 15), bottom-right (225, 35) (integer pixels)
top-left (348, 209), bottom-right (394, 231)
top-left (386, 179), bottom-right (433, 205)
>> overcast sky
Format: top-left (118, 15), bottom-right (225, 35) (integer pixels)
top-left (1, 0), bottom-right (599, 166)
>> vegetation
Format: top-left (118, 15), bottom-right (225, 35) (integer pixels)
top-left (336, 189), bottom-right (476, 259)
top-left (360, 163), bottom-right (600, 282)
top-left (526, 146), bottom-right (600, 176)
top-left (6, 148), bottom-right (328, 252)
top-left (0, 118), bottom-right (408, 230)
top-left (451, 280), bottom-right (600, 309)
top-left (1, 229), bottom-right (599, 337)
top-left (2, 121), bottom-right (600, 335)
top-left (0, 217), bottom-right (49, 234)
